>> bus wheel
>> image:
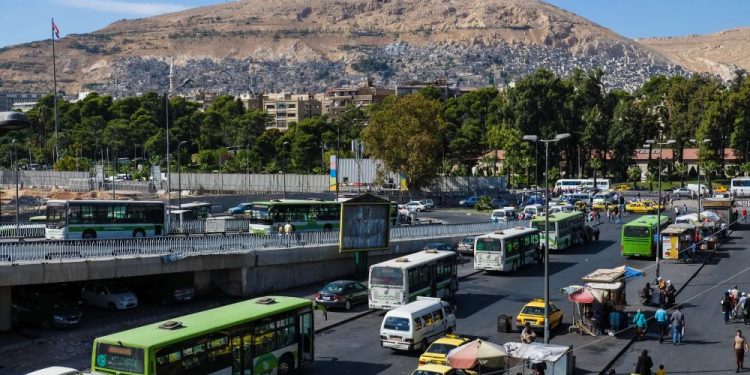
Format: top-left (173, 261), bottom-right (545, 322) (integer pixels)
top-left (511, 261), bottom-right (518, 273)
top-left (344, 299), bottom-right (352, 311)
top-left (133, 229), bottom-right (145, 238)
top-left (277, 354), bottom-right (294, 375)
top-left (323, 224), bottom-right (332, 231)
top-left (82, 230), bottom-right (96, 239)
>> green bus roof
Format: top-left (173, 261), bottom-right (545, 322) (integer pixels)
top-left (95, 296), bottom-right (311, 348)
top-left (531, 211), bottom-right (584, 223)
top-left (252, 199), bottom-right (340, 206)
top-left (623, 215), bottom-right (670, 227)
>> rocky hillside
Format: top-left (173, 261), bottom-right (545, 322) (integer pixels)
top-left (639, 27), bottom-right (750, 81)
top-left (0, 0), bottom-right (685, 95)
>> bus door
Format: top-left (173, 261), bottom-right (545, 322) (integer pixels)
top-left (300, 311), bottom-right (314, 363)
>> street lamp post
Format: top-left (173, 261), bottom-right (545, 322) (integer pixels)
top-left (689, 138), bottom-right (711, 220)
top-left (523, 132), bottom-right (570, 344)
top-left (282, 141), bottom-right (289, 199)
top-left (12, 139), bottom-right (18, 232)
top-left (165, 78), bottom-right (192, 217)
top-left (335, 103), bottom-right (364, 200)
top-left (645, 139), bottom-right (676, 279)
top-left (177, 141), bottom-right (187, 209)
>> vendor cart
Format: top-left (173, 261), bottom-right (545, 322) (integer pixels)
top-left (661, 224), bottom-right (695, 260)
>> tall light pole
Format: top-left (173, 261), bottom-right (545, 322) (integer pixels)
top-left (12, 139), bottom-right (19, 232)
top-left (523, 132), bottom-right (570, 344)
top-left (336, 103), bottom-right (364, 200)
top-left (282, 141), bottom-right (289, 199)
top-left (177, 141), bottom-right (187, 209)
top-left (645, 139), bottom-right (676, 278)
top-left (689, 138), bottom-right (711, 220)
top-left (165, 78), bottom-right (192, 216)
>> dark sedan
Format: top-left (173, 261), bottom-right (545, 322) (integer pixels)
top-left (423, 242), bottom-right (456, 251)
top-left (314, 280), bottom-right (368, 311)
top-left (12, 290), bottom-right (82, 329)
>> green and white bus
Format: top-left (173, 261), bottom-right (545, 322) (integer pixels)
top-left (473, 227), bottom-right (540, 272)
top-left (621, 215), bottom-right (671, 258)
top-left (246, 199), bottom-right (342, 235)
top-left (45, 200), bottom-right (166, 240)
top-left (530, 211), bottom-right (585, 250)
top-left (91, 296), bottom-right (315, 375)
top-left (368, 249), bottom-right (459, 310)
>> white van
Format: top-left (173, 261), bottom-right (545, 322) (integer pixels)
top-left (491, 207), bottom-right (517, 223)
top-left (523, 204), bottom-right (544, 219)
top-left (592, 191), bottom-right (616, 205)
top-left (380, 296), bottom-right (457, 351)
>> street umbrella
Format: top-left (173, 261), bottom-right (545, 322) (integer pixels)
top-left (446, 339), bottom-right (507, 369)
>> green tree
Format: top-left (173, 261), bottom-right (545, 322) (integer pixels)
top-left (674, 162), bottom-right (688, 187)
top-left (627, 166), bottom-right (642, 189)
top-left (362, 94), bottom-right (444, 188)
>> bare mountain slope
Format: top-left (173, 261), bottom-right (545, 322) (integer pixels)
top-left (0, 0), bottom-right (680, 94)
top-left (640, 27), bottom-right (750, 80)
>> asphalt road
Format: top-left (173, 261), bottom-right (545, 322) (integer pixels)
top-left (303, 215), bottom-right (658, 374)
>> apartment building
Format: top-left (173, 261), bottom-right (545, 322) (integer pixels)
top-left (321, 81), bottom-right (394, 121)
top-left (0, 92), bottom-right (44, 112)
top-left (262, 93), bottom-right (322, 130)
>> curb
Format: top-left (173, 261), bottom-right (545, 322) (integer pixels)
top-left (315, 268), bottom-right (484, 335)
top-left (598, 242), bottom-right (716, 374)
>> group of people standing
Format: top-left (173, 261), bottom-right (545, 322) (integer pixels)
top-left (722, 286), bottom-right (750, 324)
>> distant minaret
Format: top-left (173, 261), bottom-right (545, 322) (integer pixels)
top-left (169, 58), bottom-right (175, 94)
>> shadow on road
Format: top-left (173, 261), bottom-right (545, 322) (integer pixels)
top-left (560, 240), bottom-right (616, 256)
top-left (302, 359), bottom-right (392, 374)
top-left (454, 293), bottom-right (507, 318)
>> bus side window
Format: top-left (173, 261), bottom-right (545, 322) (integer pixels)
top-left (444, 304), bottom-right (454, 316)
top-left (414, 318), bottom-right (423, 331)
top-left (433, 309), bottom-right (443, 323)
top-left (423, 313), bottom-right (433, 326)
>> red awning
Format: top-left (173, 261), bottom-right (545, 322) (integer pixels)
top-left (568, 288), bottom-right (596, 304)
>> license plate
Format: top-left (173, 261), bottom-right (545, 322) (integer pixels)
top-left (323, 296), bottom-right (331, 301)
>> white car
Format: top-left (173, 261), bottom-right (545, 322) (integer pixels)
top-left (81, 282), bottom-right (138, 310)
top-left (406, 201), bottom-right (427, 212)
top-left (25, 367), bottom-right (83, 375)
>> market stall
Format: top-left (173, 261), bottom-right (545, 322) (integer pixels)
top-left (502, 342), bottom-right (573, 375)
top-left (661, 224), bottom-right (695, 260)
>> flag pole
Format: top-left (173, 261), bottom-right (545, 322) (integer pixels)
top-left (52, 18), bottom-right (59, 165)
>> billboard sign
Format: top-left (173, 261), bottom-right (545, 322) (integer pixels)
top-left (339, 194), bottom-right (391, 253)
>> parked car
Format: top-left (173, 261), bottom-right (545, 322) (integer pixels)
top-left (228, 202), bottom-right (253, 215)
top-left (25, 367), bottom-right (85, 375)
top-left (672, 187), bottom-right (693, 198)
top-left (458, 196), bottom-right (479, 208)
top-left (314, 280), bottom-right (368, 310)
top-left (419, 199), bottom-right (435, 210)
top-left (12, 290), bottom-right (82, 329)
top-left (406, 201), bottom-right (428, 212)
top-left (136, 280), bottom-right (195, 306)
top-left (81, 282), bottom-right (138, 310)
top-left (516, 298), bottom-right (563, 332)
top-left (456, 236), bottom-right (476, 255)
top-left (489, 198), bottom-right (509, 208)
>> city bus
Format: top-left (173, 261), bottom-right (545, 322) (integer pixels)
top-left (169, 201), bottom-right (211, 220)
top-left (90, 296), bottom-right (315, 375)
top-left (730, 177), bottom-right (750, 197)
top-left (530, 211), bottom-right (585, 250)
top-left (246, 199), bottom-right (342, 235)
top-left (473, 227), bottom-right (540, 272)
top-left (581, 178), bottom-right (611, 192)
top-left (45, 200), bottom-right (166, 240)
top-left (554, 179), bottom-right (586, 193)
top-left (368, 249), bottom-right (458, 310)
top-left (621, 215), bottom-right (671, 258)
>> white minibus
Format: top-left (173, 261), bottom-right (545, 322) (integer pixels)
top-left (379, 296), bottom-right (457, 351)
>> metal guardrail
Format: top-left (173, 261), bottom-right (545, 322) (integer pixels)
top-left (0, 220), bottom-right (527, 264)
top-left (0, 224), bottom-right (46, 238)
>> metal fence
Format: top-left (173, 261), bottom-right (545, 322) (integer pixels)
top-left (0, 220), bottom-right (526, 264)
top-left (0, 224), bottom-right (46, 238)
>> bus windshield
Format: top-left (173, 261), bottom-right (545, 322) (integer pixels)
top-left (732, 179), bottom-right (750, 187)
top-left (475, 238), bottom-right (502, 252)
top-left (247, 204), bottom-right (271, 221)
top-left (624, 226), bottom-right (650, 237)
top-left (95, 343), bottom-right (145, 374)
top-left (46, 205), bottom-right (66, 228)
top-left (531, 222), bottom-right (547, 231)
top-left (370, 267), bottom-right (403, 286)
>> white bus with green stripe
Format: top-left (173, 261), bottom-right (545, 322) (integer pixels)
top-left (473, 227), bottom-right (540, 272)
top-left (530, 211), bottom-right (585, 250)
top-left (368, 249), bottom-right (459, 310)
top-left (45, 200), bottom-right (166, 240)
top-left (246, 199), bottom-right (343, 235)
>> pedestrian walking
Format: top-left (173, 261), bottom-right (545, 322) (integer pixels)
top-left (634, 349), bottom-right (654, 375)
top-left (735, 330), bottom-right (749, 372)
top-left (724, 292), bottom-right (733, 324)
top-left (743, 208), bottom-right (748, 223)
top-left (633, 309), bottom-right (648, 340)
top-left (616, 210), bottom-right (622, 224)
top-left (671, 305), bottom-right (685, 345)
top-left (683, 203), bottom-right (688, 214)
top-left (674, 206), bottom-right (680, 218)
top-left (655, 306), bottom-right (669, 343)
top-left (666, 280), bottom-right (677, 308)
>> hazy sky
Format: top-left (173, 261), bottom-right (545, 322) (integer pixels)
top-left (1, 0), bottom-right (748, 48)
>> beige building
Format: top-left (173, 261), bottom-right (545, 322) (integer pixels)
top-left (321, 81), bottom-right (394, 120)
top-left (262, 93), bottom-right (322, 130)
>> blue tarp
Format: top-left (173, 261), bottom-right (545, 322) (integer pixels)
top-left (622, 266), bottom-right (644, 279)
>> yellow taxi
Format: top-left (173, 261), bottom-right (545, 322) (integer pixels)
top-left (625, 201), bottom-right (663, 214)
top-left (613, 184), bottom-right (631, 191)
top-left (592, 201), bottom-right (606, 211)
top-left (516, 298), bottom-right (563, 332)
top-left (418, 334), bottom-right (471, 366)
top-left (715, 185), bottom-right (728, 193)
top-left (411, 364), bottom-right (478, 375)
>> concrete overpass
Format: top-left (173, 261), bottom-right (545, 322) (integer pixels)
top-left (0, 222), bottom-right (525, 331)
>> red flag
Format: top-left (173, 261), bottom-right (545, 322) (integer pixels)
top-left (52, 18), bottom-right (60, 39)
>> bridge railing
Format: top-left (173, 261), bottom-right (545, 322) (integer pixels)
top-left (0, 224), bottom-right (46, 238)
top-left (0, 220), bottom-right (530, 264)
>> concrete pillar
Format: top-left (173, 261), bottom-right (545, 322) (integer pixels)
top-left (194, 270), bottom-right (212, 295)
top-left (0, 286), bottom-right (11, 331)
top-left (223, 267), bottom-right (250, 297)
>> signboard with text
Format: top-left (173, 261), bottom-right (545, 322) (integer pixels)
top-left (339, 194), bottom-right (391, 253)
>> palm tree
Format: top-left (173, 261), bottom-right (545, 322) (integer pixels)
top-left (589, 157), bottom-right (602, 192)
top-left (701, 160), bottom-right (719, 195)
top-left (741, 162), bottom-right (750, 177)
top-left (627, 166), bottom-right (642, 190)
top-left (674, 162), bottom-right (688, 188)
